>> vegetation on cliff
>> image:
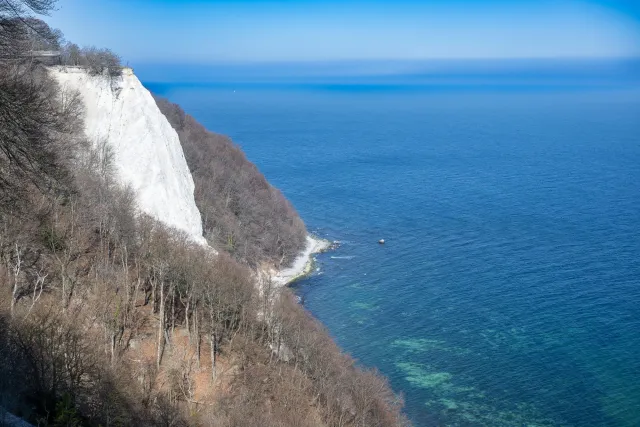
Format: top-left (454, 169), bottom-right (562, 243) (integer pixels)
top-left (154, 96), bottom-right (308, 268)
top-left (0, 2), bottom-right (408, 425)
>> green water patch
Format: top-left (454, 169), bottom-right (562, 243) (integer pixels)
top-left (392, 338), bottom-right (443, 353)
top-left (350, 301), bottom-right (379, 311)
top-left (395, 359), bottom-right (557, 426)
top-left (425, 399), bottom-right (557, 427)
top-left (349, 313), bottom-right (373, 327)
top-left (601, 386), bottom-right (640, 427)
top-left (348, 301), bottom-right (379, 326)
top-left (395, 362), bottom-right (452, 389)
top-left (480, 327), bottom-right (567, 354)
top-left (577, 350), bottom-right (640, 427)
top-left (392, 337), bottom-right (472, 356)
top-left (480, 328), bottom-right (529, 350)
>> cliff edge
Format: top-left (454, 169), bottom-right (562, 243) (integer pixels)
top-left (50, 67), bottom-right (206, 244)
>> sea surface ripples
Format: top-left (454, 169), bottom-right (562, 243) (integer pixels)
top-left (157, 81), bottom-right (640, 426)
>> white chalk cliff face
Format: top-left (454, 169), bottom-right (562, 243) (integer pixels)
top-left (50, 67), bottom-right (206, 244)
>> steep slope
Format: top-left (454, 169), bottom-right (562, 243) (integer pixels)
top-left (154, 96), bottom-right (307, 267)
top-left (50, 67), bottom-right (205, 244)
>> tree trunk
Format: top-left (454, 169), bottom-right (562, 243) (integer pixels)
top-left (111, 332), bottom-right (116, 364)
top-left (151, 279), bottom-right (157, 314)
top-left (133, 276), bottom-right (141, 309)
top-left (61, 265), bottom-right (66, 310)
top-left (195, 304), bottom-right (201, 369)
top-left (210, 332), bottom-right (216, 382)
top-left (157, 282), bottom-right (165, 368)
top-left (185, 297), bottom-right (191, 343)
top-left (171, 289), bottom-right (175, 335)
top-left (11, 243), bottom-right (21, 317)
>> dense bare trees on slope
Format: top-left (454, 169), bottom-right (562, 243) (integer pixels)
top-left (0, 91), bottom-right (408, 423)
top-left (154, 96), bottom-right (308, 268)
top-left (0, 0), bottom-right (58, 57)
top-left (1, 159), bottom-right (408, 425)
top-left (0, 3), bottom-right (408, 426)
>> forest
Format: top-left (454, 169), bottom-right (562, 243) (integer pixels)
top-left (153, 96), bottom-right (308, 268)
top-left (0, 1), bottom-right (408, 426)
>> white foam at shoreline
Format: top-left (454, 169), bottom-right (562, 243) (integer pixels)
top-left (271, 235), bottom-right (330, 287)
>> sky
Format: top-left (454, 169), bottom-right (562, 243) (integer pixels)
top-left (43, 0), bottom-right (640, 64)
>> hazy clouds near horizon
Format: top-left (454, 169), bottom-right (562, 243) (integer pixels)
top-left (132, 58), bottom-right (640, 87)
top-left (46, 0), bottom-right (640, 64)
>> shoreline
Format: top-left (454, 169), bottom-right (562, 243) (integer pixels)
top-left (271, 234), bottom-right (331, 287)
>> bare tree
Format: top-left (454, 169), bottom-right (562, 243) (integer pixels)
top-left (154, 96), bottom-right (308, 268)
top-left (60, 41), bottom-right (79, 65)
top-left (0, 0), bottom-right (56, 16)
top-left (0, 67), bottom-right (73, 212)
top-left (79, 45), bottom-right (121, 76)
top-left (1, 1), bottom-right (59, 61)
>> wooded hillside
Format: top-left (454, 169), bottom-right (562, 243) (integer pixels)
top-left (0, 2), bottom-right (408, 426)
top-left (154, 96), bottom-right (308, 268)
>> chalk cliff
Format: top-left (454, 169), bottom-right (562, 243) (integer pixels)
top-left (50, 67), bottom-right (206, 244)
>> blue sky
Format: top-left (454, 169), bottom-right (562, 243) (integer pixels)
top-left (44, 0), bottom-right (640, 64)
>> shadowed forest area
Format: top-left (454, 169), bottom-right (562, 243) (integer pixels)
top-left (0, 1), bottom-right (408, 426)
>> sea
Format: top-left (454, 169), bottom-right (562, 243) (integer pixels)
top-left (145, 60), bottom-right (640, 426)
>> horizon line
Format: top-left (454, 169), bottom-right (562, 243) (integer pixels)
top-left (133, 56), bottom-right (640, 65)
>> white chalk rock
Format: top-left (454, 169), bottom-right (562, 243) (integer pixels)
top-left (50, 67), bottom-right (206, 245)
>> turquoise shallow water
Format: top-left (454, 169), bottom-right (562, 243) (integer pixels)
top-left (148, 76), bottom-right (640, 426)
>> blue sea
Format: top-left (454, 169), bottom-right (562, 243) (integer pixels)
top-left (146, 62), bottom-right (640, 426)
